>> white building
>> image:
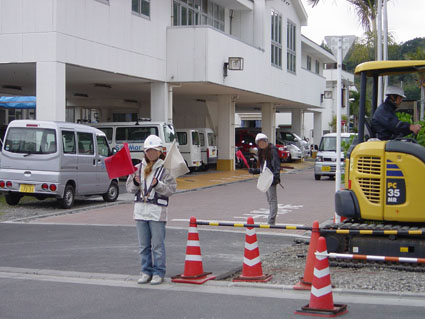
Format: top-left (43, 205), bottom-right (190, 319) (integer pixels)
top-left (0, 0), bottom-right (336, 169)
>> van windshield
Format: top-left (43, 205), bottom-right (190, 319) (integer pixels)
top-left (319, 136), bottom-right (352, 152)
top-left (163, 124), bottom-right (176, 143)
top-left (4, 127), bottom-right (57, 154)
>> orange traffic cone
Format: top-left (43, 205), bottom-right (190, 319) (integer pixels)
top-left (172, 217), bottom-right (216, 284)
top-left (233, 217), bottom-right (272, 282)
top-left (295, 237), bottom-right (348, 317)
top-left (294, 220), bottom-right (320, 290)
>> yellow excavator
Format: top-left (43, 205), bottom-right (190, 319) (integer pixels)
top-left (324, 60), bottom-right (425, 257)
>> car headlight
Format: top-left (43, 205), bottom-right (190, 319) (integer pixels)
top-left (315, 156), bottom-right (323, 162)
top-left (278, 147), bottom-right (284, 151)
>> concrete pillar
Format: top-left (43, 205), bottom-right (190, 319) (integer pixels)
top-left (36, 61), bottom-right (66, 121)
top-left (291, 109), bottom-right (303, 137)
top-left (253, 0), bottom-right (265, 49)
top-left (150, 82), bottom-right (169, 122)
top-left (217, 95), bottom-right (235, 171)
top-left (261, 103), bottom-right (276, 144)
top-left (313, 112), bottom-right (322, 147)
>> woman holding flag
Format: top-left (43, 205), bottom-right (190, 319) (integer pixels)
top-left (126, 135), bottom-right (177, 285)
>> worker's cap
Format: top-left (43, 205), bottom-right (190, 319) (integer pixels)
top-left (385, 86), bottom-right (406, 98)
top-left (255, 133), bottom-right (268, 143)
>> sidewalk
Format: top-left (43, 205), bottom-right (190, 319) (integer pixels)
top-left (176, 159), bottom-right (314, 192)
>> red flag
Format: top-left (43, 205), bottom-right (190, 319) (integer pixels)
top-left (104, 143), bottom-right (137, 179)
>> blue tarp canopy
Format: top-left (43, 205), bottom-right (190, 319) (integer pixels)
top-left (0, 96), bottom-right (36, 109)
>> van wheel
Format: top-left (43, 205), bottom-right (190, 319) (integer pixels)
top-left (5, 193), bottom-right (21, 206)
top-left (103, 181), bottom-right (119, 202)
top-left (58, 185), bottom-right (75, 209)
top-left (314, 174), bottom-right (321, 181)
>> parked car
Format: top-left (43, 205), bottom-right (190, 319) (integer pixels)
top-left (276, 129), bottom-right (309, 158)
top-left (277, 139), bottom-right (302, 162)
top-left (194, 128), bottom-right (217, 170)
top-left (176, 128), bottom-right (202, 171)
top-left (236, 128), bottom-right (289, 163)
top-left (314, 132), bottom-right (356, 180)
top-left (0, 120), bottom-right (119, 208)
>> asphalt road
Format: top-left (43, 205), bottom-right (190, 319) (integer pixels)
top-left (2, 167), bottom-right (425, 318)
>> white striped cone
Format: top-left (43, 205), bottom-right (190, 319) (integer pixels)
top-left (172, 217), bottom-right (216, 284)
top-left (233, 217), bottom-right (271, 282)
top-left (295, 236), bottom-right (348, 317)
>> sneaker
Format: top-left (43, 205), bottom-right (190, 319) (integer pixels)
top-left (137, 273), bottom-right (152, 284)
top-left (150, 275), bottom-right (163, 285)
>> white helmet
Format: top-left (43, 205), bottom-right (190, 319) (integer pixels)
top-left (255, 133), bottom-right (268, 143)
top-left (144, 135), bottom-right (163, 151)
top-left (385, 86), bottom-right (406, 98)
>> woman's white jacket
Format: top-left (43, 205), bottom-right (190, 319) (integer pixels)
top-left (126, 158), bottom-right (176, 222)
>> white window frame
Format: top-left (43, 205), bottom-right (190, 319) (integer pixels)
top-left (271, 9), bottom-right (282, 68)
top-left (287, 20), bottom-right (296, 73)
top-left (307, 55), bottom-right (312, 71)
top-left (132, 0), bottom-right (150, 18)
top-left (173, 0), bottom-right (224, 31)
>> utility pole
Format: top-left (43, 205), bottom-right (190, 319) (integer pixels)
top-left (325, 35), bottom-right (356, 224)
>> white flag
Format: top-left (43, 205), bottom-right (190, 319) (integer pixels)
top-left (163, 140), bottom-right (190, 178)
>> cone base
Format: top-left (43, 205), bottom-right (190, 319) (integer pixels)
top-left (171, 273), bottom-right (216, 285)
top-left (293, 279), bottom-right (312, 290)
top-left (294, 303), bottom-right (348, 317)
top-left (232, 274), bottom-right (272, 282)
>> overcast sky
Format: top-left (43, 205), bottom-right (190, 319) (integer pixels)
top-left (300, 0), bottom-right (425, 45)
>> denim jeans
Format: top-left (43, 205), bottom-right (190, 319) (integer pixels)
top-left (136, 220), bottom-right (166, 278)
top-left (266, 184), bottom-right (278, 225)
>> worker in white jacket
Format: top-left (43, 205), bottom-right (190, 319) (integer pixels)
top-left (126, 135), bottom-right (177, 285)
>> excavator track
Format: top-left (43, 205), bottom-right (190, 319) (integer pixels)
top-left (320, 221), bottom-right (425, 263)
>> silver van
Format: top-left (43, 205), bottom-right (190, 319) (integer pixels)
top-left (91, 121), bottom-right (176, 165)
top-left (314, 133), bottom-right (356, 180)
top-left (0, 120), bottom-right (119, 208)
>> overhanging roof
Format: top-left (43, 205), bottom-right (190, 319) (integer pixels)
top-left (354, 60), bottom-right (425, 77)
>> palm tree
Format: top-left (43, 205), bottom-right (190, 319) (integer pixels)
top-left (306, 0), bottom-right (380, 58)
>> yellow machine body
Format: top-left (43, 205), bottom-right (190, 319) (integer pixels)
top-left (347, 140), bottom-right (425, 222)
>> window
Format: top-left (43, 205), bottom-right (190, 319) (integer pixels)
top-left (132, 0), bottom-right (150, 18)
top-left (5, 127), bottom-right (56, 154)
top-left (77, 132), bottom-right (94, 155)
top-left (62, 131), bottom-right (76, 154)
top-left (315, 60), bottom-right (320, 74)
top-left (173, 0), bottom-right (224, 31)
top-left (177, 132), bottom-right (187, 145)
top-left (287, 20), bottom-right (296, 73)
top-left (307, 56), bottom-right (312, 71)
top-left (97, 136), bottom-right (110, 157)
top-left (162, 124), bottom-right (176, 143)
top-left (271, 10), bottom-right (282, 67)
top-left (199, 133), bottom-right (205, 147)
top-left (116, 126), bottom-right (158, 143)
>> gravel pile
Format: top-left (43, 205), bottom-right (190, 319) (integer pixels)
top-left (257, 242), bottom-right (425, 293)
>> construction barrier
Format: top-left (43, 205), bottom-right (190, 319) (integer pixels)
top-left (317, 252), bottom-right (425, 264)
top-left (196, 220), bottom-right (312, 231)
top-left (295, 237), bottom-right (348, 317)
top-left (233, 217), bottom-right (272, 282)
top-left (172, 217), bottom-right (216, 284)
top-left (196, 220), bottom-right (425, 237)
top-left (320, 228), bottom-right (425, 236)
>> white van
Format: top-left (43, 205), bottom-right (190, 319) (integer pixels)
top-left (0, 120), bottom-right (119, 208)
top-left (194, 128), bottom-right (217, 170)
top-left (175, 129), bottom-right (202, 171)
top-left (91, 121), bottom-right (176, 164)
top-left (314, 133), bottom-right (356, 180)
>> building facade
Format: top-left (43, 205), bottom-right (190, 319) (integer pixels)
top-left (0, 0), bottom-right (335, 169)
